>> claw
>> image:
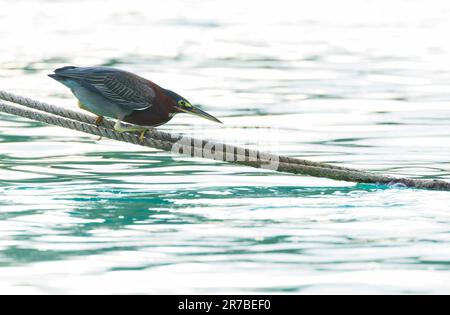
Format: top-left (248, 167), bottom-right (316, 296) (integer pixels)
top-left (95, 116), bottom-right (104, 126)
top-left (139, 129), bottom-right (147, 143)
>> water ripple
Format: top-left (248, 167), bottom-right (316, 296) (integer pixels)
top-left (1, 0), bottom-right (450, 294)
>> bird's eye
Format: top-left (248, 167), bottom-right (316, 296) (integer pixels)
top-left (178, 100), bottom-right (192, 108)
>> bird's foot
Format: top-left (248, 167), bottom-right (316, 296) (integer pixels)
top-left (139, 129), bottom-right (147, 143)
top-left (94, 116), bottom-right (104, 126)
top-left (114, 120), bottom-right (149, 143)
top-left (116, 127), bottom-right (149, 143)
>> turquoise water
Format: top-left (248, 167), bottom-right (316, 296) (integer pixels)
top-left (1, 0), bottom-right (450, 294)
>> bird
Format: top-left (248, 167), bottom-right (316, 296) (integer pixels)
top-left (48, 66), bottom-right (222, 141)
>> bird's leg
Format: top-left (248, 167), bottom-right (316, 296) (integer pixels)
top-left (114, 119), bottom-right (149, 143)
top-left (77, 103), bottom-right (104, 141)
top-left (78, 101), bottom-right (86, 110)
top-left (93, 116), bottom-right (104, 141)
top-left (94, 116), bottom-right (104, 126)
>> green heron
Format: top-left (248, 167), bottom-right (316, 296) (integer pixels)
top-left (48, 66), bottom-right (222, 140)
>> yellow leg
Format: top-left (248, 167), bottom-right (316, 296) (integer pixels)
top-left (77, 102), bottom-right (104, 141)
top-left (114, 119), bottom-right (149, 143)
top-left (78, 101), bottom-right (86, 110)
top-left (139, 129), bottom-right (147, 142)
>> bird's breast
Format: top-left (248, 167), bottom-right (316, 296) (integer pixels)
top-left (123, 103), bottom-right (175, 127)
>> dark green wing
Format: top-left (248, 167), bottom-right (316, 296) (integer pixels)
top-left (55, 67), bottom-right (155, 111)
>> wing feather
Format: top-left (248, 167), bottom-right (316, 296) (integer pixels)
top-left (55, 67), bottom-right (155, 111)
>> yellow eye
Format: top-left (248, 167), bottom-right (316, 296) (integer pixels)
top-left (178, 100), bottom-right (192, 108)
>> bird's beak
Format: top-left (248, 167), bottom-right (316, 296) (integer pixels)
top-left (179, 104), bottom-right (223, 124)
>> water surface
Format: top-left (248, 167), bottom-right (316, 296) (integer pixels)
top-left (1, 0), bottom-right (450, 294)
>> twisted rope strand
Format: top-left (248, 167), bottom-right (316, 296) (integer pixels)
top-left (0, 91), bottom-right (449, 191)
top-left (0, 90), bottom-right (359, 172)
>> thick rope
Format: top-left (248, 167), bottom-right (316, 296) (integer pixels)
top-left (0, 90), bottom-right (357, 172)
top-left (0, 90), bottom-right (449, 191)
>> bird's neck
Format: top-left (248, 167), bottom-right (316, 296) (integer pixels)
top-left (146, 82), bottom-right (176, 110)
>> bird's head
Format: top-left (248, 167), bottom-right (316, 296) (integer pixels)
top-left (163, 89), bottom-right (222, 124)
